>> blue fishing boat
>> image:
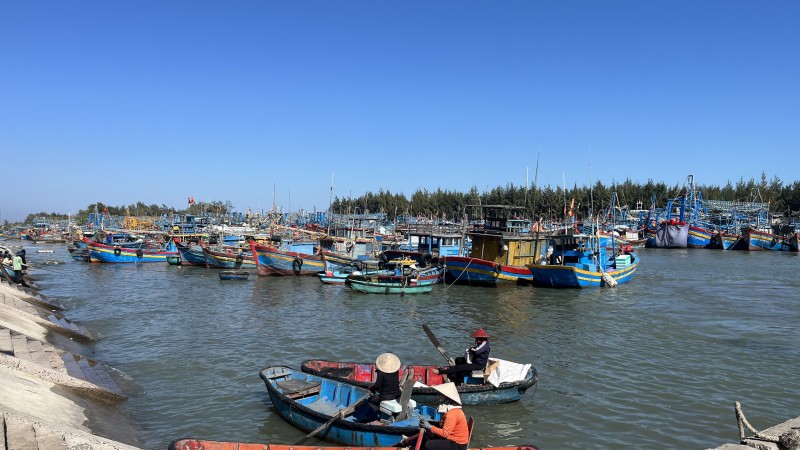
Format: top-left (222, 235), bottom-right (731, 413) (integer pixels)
top-left (527, 233), bottom-right (639, 288)
top-left (250, 242), bottom-right (324, 276)
top-left (259, 366), bottom-right (441, 446)
top-left (174, 240), bottom-right (208, 266)
top-left (301, 359), bottom-right (537, 406)
top-left (741, 227), bottom-right (789, 251)
top-left (687, 225), bottom-right (713, 249)
top-left (86, 238), bottom-right (178, 263)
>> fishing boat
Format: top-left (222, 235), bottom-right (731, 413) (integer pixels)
top-left (85, 238), bottom-right (178, 263)
top-left (301, 359), bottom-right (537, 406)
top-left (741, 227), bottom-right (789, 251)
top-left (443, 205), bottom-right (542, 287)
top-left (709, 230), bottom-right (743, 250)
top-left (687, 224), bottom-right (714, 249)
top-left (348, 279), bottom-right (434, 294)
top-left (174, 240), bottom-right (208, 266)
top-left (168, 439), bottom-right (539, 450)
top-left (202, 245), bottom-right (257, 269)
top-left (166, 255), bottom-right (182, 265)
top-left (250, 242), bottom-right (324, 276)
top-left (219, 270), bottom-right (250, 280)
top-left (259, 366), bottom-right (441, 447)
top-left (526, 233), bottom-right (639, 288)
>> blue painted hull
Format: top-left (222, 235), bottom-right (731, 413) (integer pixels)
top-left (529, 258), bottom-right (638, 288)
top-left (251, 243), bottom-right (324, 276)
top-left (175, 241), bottom-right (207, 266)
top-left (687, 226), bottom-right (713, 248)
top-left (742, 228), bottom-right (789, 251)
top-left (442, 256), bottom-right (533, 287)
top-left (87, 240), bottom-right (178, 263)
top-left (260, 366), bottom-right (440, 446)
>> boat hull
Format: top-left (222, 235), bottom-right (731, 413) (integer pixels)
top-left (86, 239), bottom-right (178, 263)
top-left (251, 243), bottom-right (324, 276)
top-left (174, 241), bottom-right (207, 266)
top-left (742, 228), bottom-right (789, 251)
top-left (202, 247), bottom-right (257, 269)
top-left (348, 279), bottom-right (433, 294)
top-left (529, 260), bottom-right (638, 288)
top-left (442, 256), bottom-right (533, 287)
top-left (687, 226), bottom-right (713, 248)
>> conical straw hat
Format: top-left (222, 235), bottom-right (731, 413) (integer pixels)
top-left (375, 352), bottom-right (401, 373)
top-left (432, 382), bottom-right (462, 405)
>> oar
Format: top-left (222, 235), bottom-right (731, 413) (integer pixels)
top-left (295, 393), bottom-right (370, 445)
top-left (422, 324), bottom-right (455, 365)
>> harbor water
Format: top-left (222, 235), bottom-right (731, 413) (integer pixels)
top-left (23, 246), bottom-right (800, 449)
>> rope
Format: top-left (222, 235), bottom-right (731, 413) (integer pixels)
top-left (734, 401), bottom-right (800, 449)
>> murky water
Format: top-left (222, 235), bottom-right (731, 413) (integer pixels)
top-left (23, 245), bottom-right (800, 450)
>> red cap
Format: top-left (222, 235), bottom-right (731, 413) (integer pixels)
top-left (471, 328), bottom-right (490, 339)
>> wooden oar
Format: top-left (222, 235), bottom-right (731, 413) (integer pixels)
top-left (295, 393), bottom-right (370, 445)
top-left (422, 324), bottom-right (455, 365)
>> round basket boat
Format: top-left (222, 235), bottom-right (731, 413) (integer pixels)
top-left (219, 270), bottom-right (249, 280)
top-left (166, 255), bottom-right (182, 266)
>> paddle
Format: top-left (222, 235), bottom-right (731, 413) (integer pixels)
top-left (294, 393), bottom-right (370, 445)
top-left (422, 324), bottom-right (455, 365)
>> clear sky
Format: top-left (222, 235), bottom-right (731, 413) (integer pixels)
top-left (2, 1), bottom-right (798, 222)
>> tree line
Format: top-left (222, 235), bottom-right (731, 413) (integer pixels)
top-left (331, 173), bottom-right (800, 222)
top-left (11, 173), bottom-right (800, 226)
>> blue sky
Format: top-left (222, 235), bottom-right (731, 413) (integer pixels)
top-left (2, 1), bottom-right (798, 222)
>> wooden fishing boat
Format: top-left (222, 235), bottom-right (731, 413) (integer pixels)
top-left (85, 238), bottom-right (178, 263)
top-left (348, 279), bottom-right (433, 294)
top-left (443, 205), bottom-right (542, 287)
top-left (346, 259), bottom-right (442, 287)
top-left (687, 224), bottom-right (714, 248)
top-left (174, 240), bottom-right (208, 266)
top-left (741, 227), bottom-right (789, 251)
top-left (301, 359), bottom-right (537, 406)
top-left (527, 234), bottom-right (639, 288)
top-left (709, 230), bottom-right (743, 250)
top-left (168, 439), bottom-right (540, 450)
top-left (250, 242), bottom-right (324, 276)
top-left (259, 365), bottom-right (442, 447)
top-left (219, 270), bottom-right (250, 280)
top-left (202, 245), bottom-right (257, 269)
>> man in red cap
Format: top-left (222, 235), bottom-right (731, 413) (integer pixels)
top-left (433, 328), bottom-right (491, 385)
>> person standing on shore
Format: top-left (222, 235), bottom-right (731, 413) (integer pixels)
top-left (12, 252), bottom-right (28, 286)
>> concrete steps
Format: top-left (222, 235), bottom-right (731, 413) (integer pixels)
top-left (0, 326), bottom-right (126, 401)
top-left (1, 410), bottom-right (140, 450)
top-left (0, 292), bottom-right (95, 343)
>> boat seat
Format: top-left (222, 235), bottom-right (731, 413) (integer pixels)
top-left (275, 379), bottom-right (321, 399)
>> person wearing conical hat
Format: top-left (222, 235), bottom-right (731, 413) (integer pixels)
top-left (432, 328), bottom-right (491, 386)
top-left (419, 382), bottom-right (469, 450)
top-left (368, 352), bottom-right (402, 411)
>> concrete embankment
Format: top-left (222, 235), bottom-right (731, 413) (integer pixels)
top-left (0, 279), bottom-right (142, 449)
